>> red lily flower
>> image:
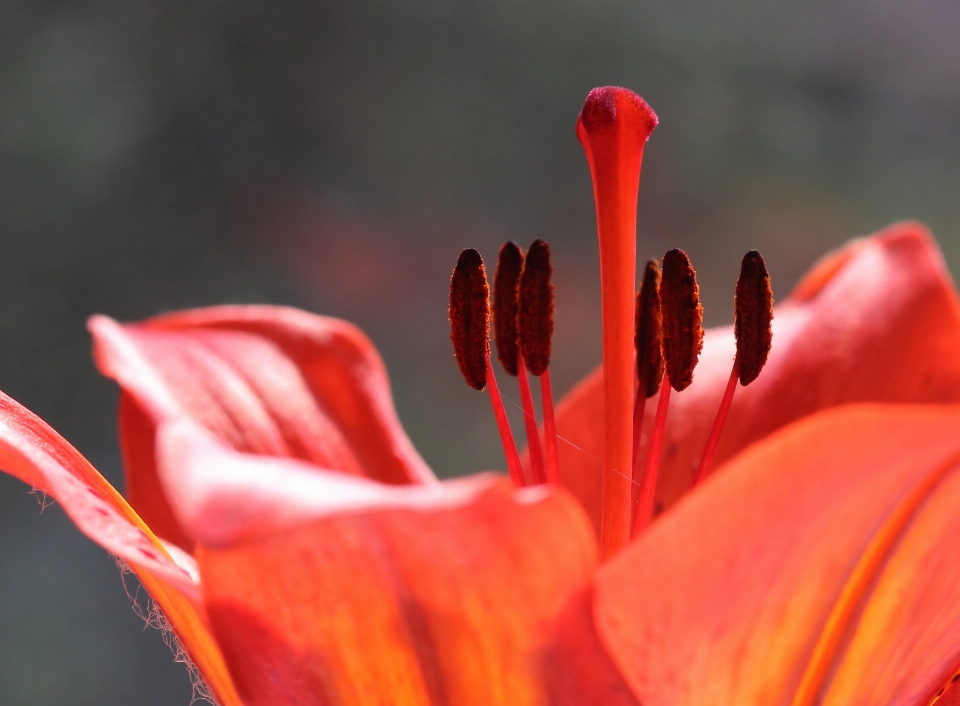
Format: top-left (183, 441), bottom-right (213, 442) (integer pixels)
top-left (4, 86), bottom-right (960, 704)
top-left (2, 222), bottom-right (958, 705)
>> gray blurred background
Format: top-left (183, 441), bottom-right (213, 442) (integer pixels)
top-left (1, 0), bottom-right (959, 703)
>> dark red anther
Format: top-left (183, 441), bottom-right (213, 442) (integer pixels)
top-left (636, 259), bottom-right (664, 397)
top-left (493, 242), bottom-right (524, 376)
top-left (518, 239), bottom-right (554, 377)
top-left (735, 250), bottom-right (774, 385)
top-left (449, 248), bottom-right (490, 390)
top-left (660, 249), bottom-right (703, 392)
top-left (693, 250), bottom-right (773, 487)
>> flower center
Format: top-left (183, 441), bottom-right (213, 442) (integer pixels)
top-left (448, 86), bottom-right (774, 556)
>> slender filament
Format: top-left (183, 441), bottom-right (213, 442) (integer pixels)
top-left (633, 372), bottom-right (672, 537)
top-left (631, 370), bottom-right (649, 510)
top-left (484, 354), bottom-right (525, 487)
top-left (693, 356), bottom-right (740, 487)
top-left (517, 356), bottom-right (547, 484)
top-left (540, 369), bottom-right (561, 484)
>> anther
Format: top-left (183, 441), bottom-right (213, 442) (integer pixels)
top-left (636, 259), bottom-right (664, 398)
top-left (735, 250), bottom-right (774, 385)
top-left (518, 239), bottom-right (554, 376)
top-left (449, 248), bottom-right (490, 391)
top-left (493, 242), bottom-right (524, 377)
top-left (632, 260), bottom-right (663, 511)
top-left (660, 248), bottom-right (704, 392)
top-left (634, 249), bottom-right (702, 536)
top-left (449, 249), bottom-right (525, 487)
top-left (693, 250), bottom-right (774, 487)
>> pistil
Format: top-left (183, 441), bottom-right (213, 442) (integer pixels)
top-left (577, 87), bottom-right (658, 558)
top-left (693, 250), bottom-right (773, 486)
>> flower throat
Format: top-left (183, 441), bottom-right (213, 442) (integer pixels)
top-left (449, 86), bottom-right (773, 558)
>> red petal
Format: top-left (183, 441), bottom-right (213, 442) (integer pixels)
top-left (938, 681), bottom-right (960, 706)
top-left (90, 305), bottom-right (435, 548)
top-left (596, 403), bottom-right (960, 706)
top-left (553, 222), bottom-right (960, 533)
top-left (157, 420), bottom-right (631, 706)
top-left (0, 391), bottom-right (242, 706)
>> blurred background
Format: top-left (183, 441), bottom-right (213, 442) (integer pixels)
top-left (1, 0), bottom-right (959, 702)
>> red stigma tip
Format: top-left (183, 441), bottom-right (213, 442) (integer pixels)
top-left (636, 259), bottom-right (664, 398)
top-left (660, 249), bottom-right (703, 392)
top-left (576, 87), bottom-right (659, 145)
top-left (493, 242), bottom-right (524, 376)
top-left (735, 250), bottom-right (774, 385)
top-left (518, 239), bottom-right (554, 376)
top-left (449, 248), bottom-right (490, 390)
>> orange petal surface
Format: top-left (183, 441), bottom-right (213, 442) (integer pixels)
top-left (554, 222), bottom-right (960, 533)
top-left (90, 305), bottom-right (434, 549)
top-left (0, 391), bottom-right (242, 706)
top-left (596, 403), bottom-right (960, 706)
top-left (156, 420), bottom-right (632, 706)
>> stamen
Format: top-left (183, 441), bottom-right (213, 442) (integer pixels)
top-left (449, 249), bottom-right (525, 487)
top-left (632, 260), bottom-right (663, 503)
top-left (634, 249), bottom-right (703, 535)
top-left (518, 238), bottom-right (557, 484)
top-left (577, 86), bottom-right (658, 558)
top-left (660, 248), bottom-right (703, 392)
top-left (493, 241), bottom-right (524, 377)
top-left (693, 250), bottom-right (773, 486)
top-left (494, 241), bottom-right (546, 484)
